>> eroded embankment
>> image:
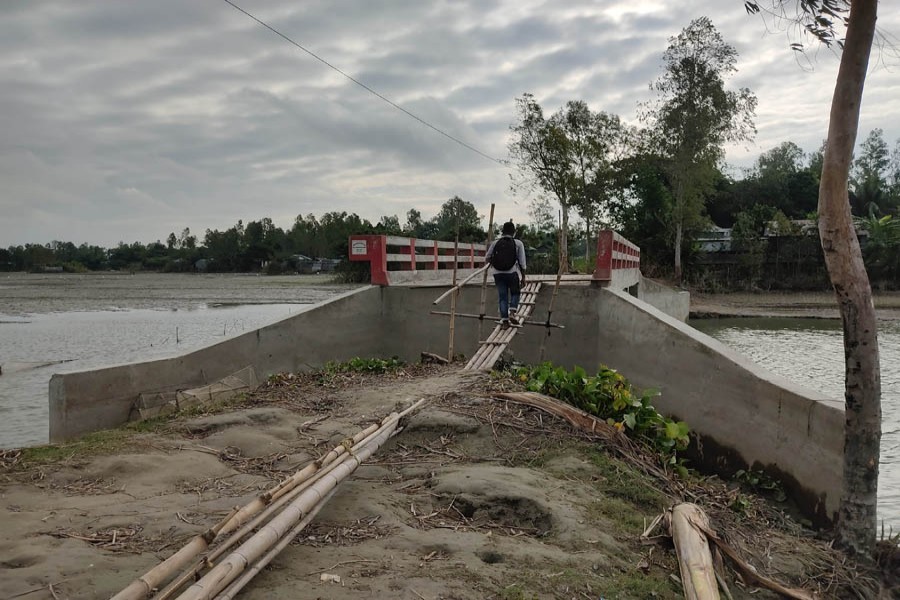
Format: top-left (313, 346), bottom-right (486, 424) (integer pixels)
top-left (0, 364), bottom-right (892, 599)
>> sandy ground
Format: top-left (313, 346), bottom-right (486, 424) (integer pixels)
top-left (690, 290), bottom-right (900, 320)
top-left (0, 366), bottom-right (892, 599)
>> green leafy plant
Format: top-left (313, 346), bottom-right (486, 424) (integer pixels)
top-left (517, 363), bottom-right (690, 464)
top-left (325, 356), bottom-right (405, 374)
top-left (734, 468), bottom-right (786, 502)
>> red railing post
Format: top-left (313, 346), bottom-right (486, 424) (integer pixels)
top-left (409, 238), bottom-right (416, 271)
top-left (349, 235), bottom-right (389, 285)
top-left (593, 230), bottom-right (613, 281)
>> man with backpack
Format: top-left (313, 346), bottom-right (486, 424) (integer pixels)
top-left (484, 221), bottom-right (527, 328)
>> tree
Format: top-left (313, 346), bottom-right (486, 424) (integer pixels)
top-left (509, 94), bottom-right (575, 270)
top-left (747, 0), bottom-right (881, 558)
top-left (432, 196), bottom-right (483, 242)
top-left (851, 128), bottom-right (892, 215)
top-left (509, 94), bottom-right (626, 270)
top-left (644, 17), bottom-right (757, 281)
top-left (553, 102), bottom-right (626, 261)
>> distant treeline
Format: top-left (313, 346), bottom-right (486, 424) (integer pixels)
top-left (0, 196), bottom-right (524, 278)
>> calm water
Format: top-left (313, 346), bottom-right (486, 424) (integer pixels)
top-left (0, 272), bottom-right (357, 448)
top-left (692, 317), bottom-right (900, 532)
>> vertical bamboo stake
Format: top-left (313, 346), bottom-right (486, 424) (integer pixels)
top-left (539, 223), bottom-right (564, 362)
top-left (448, 199), bottom-right (460, 362)
top-left (478, 203), bottom-right (495, 341)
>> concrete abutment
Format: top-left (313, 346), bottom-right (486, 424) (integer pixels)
top-left (48, 280), bottom-right (842, 526)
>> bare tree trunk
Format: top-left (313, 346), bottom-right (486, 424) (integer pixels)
top-left (560, 204), bottom-right (570, 273)
top-left (818, 0), bottom-right (880, 558)
top-left (674, 220), bottom-right (683, 282)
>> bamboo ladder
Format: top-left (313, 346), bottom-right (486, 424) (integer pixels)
top-left (463, 281), bottom-right (543, 371)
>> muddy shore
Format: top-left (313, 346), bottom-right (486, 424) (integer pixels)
top-left (690, 290), bottom-right (900, 320)
top-left (1, 364), bottom-right (894, 599)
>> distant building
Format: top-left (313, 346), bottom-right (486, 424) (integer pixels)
top-left (696, 226), bottom-right (732, 252)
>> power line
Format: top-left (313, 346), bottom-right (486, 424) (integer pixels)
top-left (222, 0), bottom-right (506, 166)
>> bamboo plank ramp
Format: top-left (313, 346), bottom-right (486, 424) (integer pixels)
top-left (464, 281), bottom-right (542, 371)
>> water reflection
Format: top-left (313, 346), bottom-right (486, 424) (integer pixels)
top-left (692, 317), bottom-right (900, 532)
top-left (0, 304), bottom-right (303, 448)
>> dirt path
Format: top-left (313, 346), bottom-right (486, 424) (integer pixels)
top-left (0, 366), bottom-right (887, 599)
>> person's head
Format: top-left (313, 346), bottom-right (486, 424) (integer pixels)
top-left (501, 221), bottom-right (516, 236)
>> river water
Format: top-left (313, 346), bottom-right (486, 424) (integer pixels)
top-left (0, 273), bottom-right (357, 448)
top-left (692, 317), bottom-right (900, 533)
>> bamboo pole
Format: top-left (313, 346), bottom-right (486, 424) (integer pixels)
top-left (153, 438), bottom-right (364, 600)
top-left (447, 202), bottom-right (461, 362)
top-left (152, 414), bottom-right (411, 600)
top-left (178, 399), bottom-right (425, 600)
top-left (430, 310), bottom-right (564, 328)
top-left (539, 225), bottom-right (565, 362)
top-left (478, 203), bottom-right (495, 341)
top-left (431, 264), bottom-right (489, 305)
top-left (215, 488), bottom-right (337, 600)
top-left (123, 426), bottom-right (380, 600)
top-left (174, 399), bottom-right (426, 600)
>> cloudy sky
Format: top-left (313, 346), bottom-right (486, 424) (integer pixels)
top-left (3, 1), bottom-right (899, 247)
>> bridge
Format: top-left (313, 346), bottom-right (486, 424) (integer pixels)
top-left (349, 229), bottom-right (642, 290)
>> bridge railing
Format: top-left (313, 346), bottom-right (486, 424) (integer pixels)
top-left (593, 230), bottom-right (641, 289)
top-left (349, 234), bottom-right (487, 286)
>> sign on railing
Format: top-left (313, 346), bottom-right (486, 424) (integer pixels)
top-left (593, 230), bottom-right (640, 288)
top-left (349, 235), bottom-right (487, 286)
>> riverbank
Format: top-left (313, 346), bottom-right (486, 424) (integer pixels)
top-left (1, 364), bottom-right (894, 599)
top-left (690, 290), bottom-right (900, 320)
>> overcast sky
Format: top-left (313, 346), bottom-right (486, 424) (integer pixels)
top-left (3, 1), bottom-right (899, 247)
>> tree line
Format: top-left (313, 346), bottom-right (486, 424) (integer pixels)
top-left (507, 16), bottom-right (900, 289)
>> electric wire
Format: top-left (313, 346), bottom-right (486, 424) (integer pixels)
top-left (222, 0), bottom-right (506, 166)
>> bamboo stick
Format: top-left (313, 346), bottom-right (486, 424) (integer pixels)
top-left (144, 426), bottom-right (380, 600)
top-left (430, 310), bottom-right (564, 328)
top-left (174, 399), bottom-right (425, 600)
top-left (431, 264), bottom-right (489, 305)
top-left (448, 209), bottom-right (460, 362)
top-left (668, 504), bottom-right (720, 600)
top-left (215, 488), bottom-right (337, 600)
top-left (179, 400), bottom-right (424, 600)
top-left (478, 203), bottom-right (495, 341)
top-left (540, 226), bottom-right (565, 362)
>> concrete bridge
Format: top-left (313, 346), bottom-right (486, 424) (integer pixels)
top-left (48, 232), bottom-right (842, 527)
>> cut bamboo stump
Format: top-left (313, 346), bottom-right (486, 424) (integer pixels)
top-left (668, 504), bottom-right (720, 600)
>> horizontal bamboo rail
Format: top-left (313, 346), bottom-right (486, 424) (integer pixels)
top-left (430, 310), bottom-right (564, 329)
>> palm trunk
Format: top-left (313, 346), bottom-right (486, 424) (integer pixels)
top-left (818, 0), bottom-right (880, 557)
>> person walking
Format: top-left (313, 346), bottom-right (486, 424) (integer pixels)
top-left (484, 221), bottom-right (527, 328)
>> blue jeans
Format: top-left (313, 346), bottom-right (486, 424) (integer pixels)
top-left (494, 272), bottom-right (520, 319)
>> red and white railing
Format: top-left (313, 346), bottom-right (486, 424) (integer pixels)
top-left (349, 235), bottom-right (487, 286)
top-left (593, 230), bottom-right (641, 289)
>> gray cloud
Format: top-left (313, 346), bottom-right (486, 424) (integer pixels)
top-left (2, 0), bottom-right (899, 246)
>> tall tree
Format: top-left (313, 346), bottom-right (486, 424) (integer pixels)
top-left (852, 128), bottom-right (892, 215)
top-left (509, 95), bottom-right (626, 269)
top-left (509, 93), bottom-right (574, 269)
top-left (747, 0), bottom-right (881, 558)
top-left (644, 17), bottom-right (757, 281)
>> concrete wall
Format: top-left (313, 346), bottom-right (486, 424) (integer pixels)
top-left (50, 286), bottom-right (389, 442)
top-left (48, 281), bottom-right (842, 525)
top-left (636, 276), bottom-right (690, 322)
top-left (380, 285), bottom-right (843, 524)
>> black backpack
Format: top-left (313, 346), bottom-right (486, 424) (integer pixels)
top-left (490, 237), bottom-right (518, 270)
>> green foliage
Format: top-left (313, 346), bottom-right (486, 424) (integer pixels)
top-left (734, 468), bottom-right (787, 502)
top-left (325, 356), bottom-right (405, 374)
top-left (517, 363), bottom-right (690, 463)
